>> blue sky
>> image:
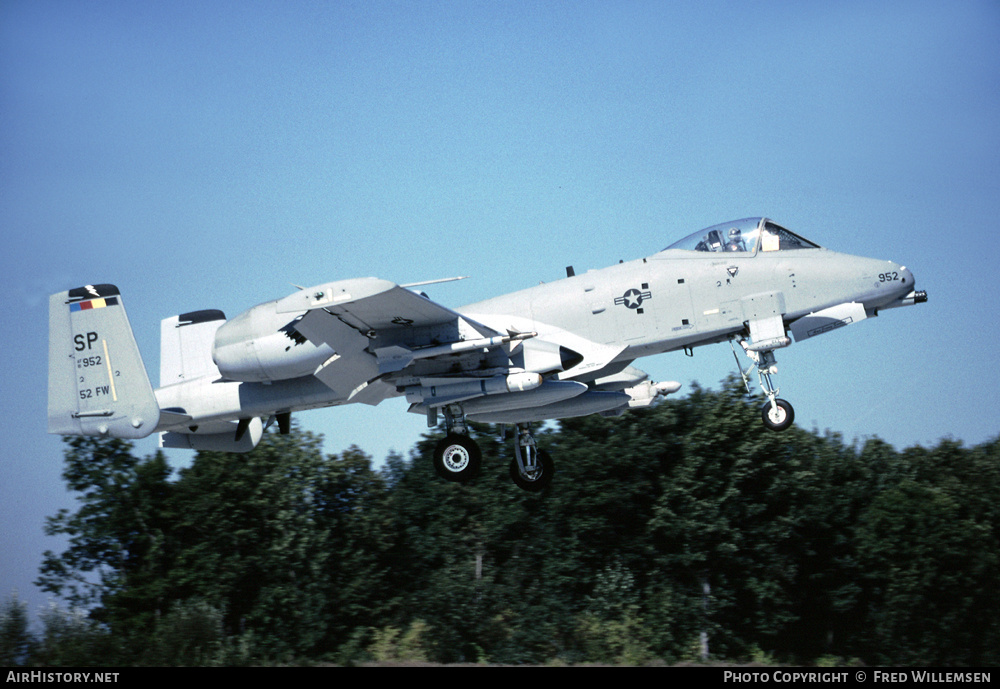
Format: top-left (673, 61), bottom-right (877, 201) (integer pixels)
top-left (2, 1), bottom-right (998, 622)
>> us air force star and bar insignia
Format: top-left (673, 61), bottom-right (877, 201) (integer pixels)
top-left (615, 287), bottom-right (652, 312)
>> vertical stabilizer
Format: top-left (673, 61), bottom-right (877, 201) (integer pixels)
top-left (159, 309), bottom-right (226, 387)
top-left (48, 284), bottom-right (159, 439)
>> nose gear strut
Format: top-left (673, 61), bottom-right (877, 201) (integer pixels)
top-left (731, 338), bottom-right (795, 432)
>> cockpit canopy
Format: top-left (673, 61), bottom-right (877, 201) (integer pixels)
top-left (662, 218), bottom-right (821, 255)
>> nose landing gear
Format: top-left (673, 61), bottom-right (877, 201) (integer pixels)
top-left (732, 339), bottom-right (795, 432)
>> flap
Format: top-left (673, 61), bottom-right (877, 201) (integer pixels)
top-left (294, 308), bottom-right (370, 358)
top-left (312, 350), bottom-right (384, 402)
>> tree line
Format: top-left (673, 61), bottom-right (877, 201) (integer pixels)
top-left (4, 379), bottom-right (998, 666)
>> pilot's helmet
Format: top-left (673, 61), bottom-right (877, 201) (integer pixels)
top-left (727, 227), bottom-right (743, 250)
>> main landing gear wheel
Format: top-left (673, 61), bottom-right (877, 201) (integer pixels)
top-left (510, 449), bottom-right (554, 493)
top-left (761, 398), bottom-right (795, 432)
top-left (433, 434), bottom-right (482, 483)
top-left (509, 423), bottom-right (553, 492)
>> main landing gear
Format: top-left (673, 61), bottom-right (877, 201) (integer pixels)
top-left (732, 338), bottom-right (796, 432)
top-left (432, 407), bottom-right (482, 483)
top-left (431, 406), bottom-right (554, 491)
top-left (509, 423), bottom-right (554, 492)
top-left (433, 433), bottom-right (482, 483)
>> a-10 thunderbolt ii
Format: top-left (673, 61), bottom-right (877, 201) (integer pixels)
top-left (49, 217), bottom-right (926, 491)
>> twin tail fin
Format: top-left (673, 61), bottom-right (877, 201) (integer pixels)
top-left (48, 284), bottom-right (159, 439)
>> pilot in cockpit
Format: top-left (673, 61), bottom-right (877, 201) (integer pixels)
top-left (726, 227), bottom-right (745, 252)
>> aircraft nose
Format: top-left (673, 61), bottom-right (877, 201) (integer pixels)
top-left (865, 260), bottom-right (916, 307)
top-left (900, 265), bottom-right (915, 288)
top-left (877, 263), bottom-right (927, 309)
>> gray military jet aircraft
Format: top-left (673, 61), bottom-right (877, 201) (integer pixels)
top-left (49, 218), bottom-right (926, 491)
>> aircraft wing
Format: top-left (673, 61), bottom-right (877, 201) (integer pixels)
top-left (278, 278), bottom-right (494, 333)
top-left (277, 278), bottom-right (503, 402)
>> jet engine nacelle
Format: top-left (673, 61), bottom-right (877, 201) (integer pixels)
top-left (212, 300), bottom-right (332, 382)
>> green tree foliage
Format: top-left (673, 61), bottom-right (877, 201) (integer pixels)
top-left (1, 595), bottom-right (120, 667)
top-left (36, 436), bottom-right (173, 647)
top-left (32, 384), bottom-right (1000, 665)
top-left (143, 599), bottom-right (231, 666)
top-left (855, 439), bottom-right (1000, 665)
top-left (34, 603), bottom-right (119, 667)
top-left (166, 424), bottom-right (395, 660)
top-left (0, 593), bottom-right (35, 666)
top-left (377, 423), bottom-right (525, 662)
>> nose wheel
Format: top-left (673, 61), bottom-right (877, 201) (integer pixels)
top-left (761, 398), bottom-right (795, 432)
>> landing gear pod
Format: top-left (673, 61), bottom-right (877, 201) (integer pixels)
top-left (160, 416), bottom-right (264, 453)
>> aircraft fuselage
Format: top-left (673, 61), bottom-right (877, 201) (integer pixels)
top-left (462, 246), bottom-right (914, 366)
top-left (152, 245), bottom-right (915, 433)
